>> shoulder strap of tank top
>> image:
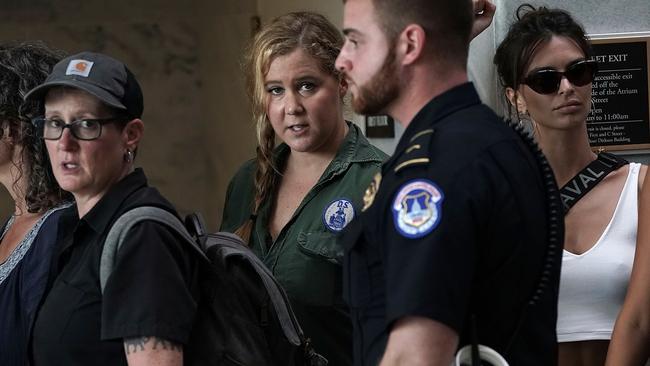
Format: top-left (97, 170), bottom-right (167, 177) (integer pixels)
top-left (560, 152), bottom-right (628, 215)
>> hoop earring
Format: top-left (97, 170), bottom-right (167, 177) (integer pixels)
top-left (516, 113), bottom-right (525, 128)
top-left (517, 109), bottom-right (531, 127)
top-left (124, 149), bottom-right (134, 163)
top-left (517, 110), bottom-right (538, 138)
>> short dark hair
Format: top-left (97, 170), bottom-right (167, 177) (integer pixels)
top-left (494, 4), bottom-right (593, 91)
top-left (371, 0), bottom-right (473, 62)
top-left (0, 41), bottom-right (72, 213)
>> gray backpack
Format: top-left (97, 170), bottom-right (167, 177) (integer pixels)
top-left (100, 206), bottom-right (327, 366)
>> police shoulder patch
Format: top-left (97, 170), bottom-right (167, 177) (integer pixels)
top-left (323, 198), bottom-right (355, 232)
top-left (362, 172), bottom-right (382, 212)
top-left (392, 179), bottom-right (444, 239)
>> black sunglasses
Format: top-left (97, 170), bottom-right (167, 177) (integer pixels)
top-left (523, 59), bottom-right (598, 94)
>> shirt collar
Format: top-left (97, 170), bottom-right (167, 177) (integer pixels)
top-left (80, 168), bottom-right (148, 234)
top-left (394, 82), bottom-right (481, 155)
top-left (327, 121), bottom-right (384, 175)
top-left (274, 121), bottom-right (384, 179)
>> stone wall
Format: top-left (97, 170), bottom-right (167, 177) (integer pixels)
top-left (258, 0), bottom-right (342, 26)
top-left (0, 0), bottom-right (258, 229)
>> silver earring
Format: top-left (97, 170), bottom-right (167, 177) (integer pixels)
top-left (517, 110), bottom-right (530, 126)
top-left (517, 110), bottom-right (537, 136)
top-left (124, 149), bottom-right (134, 163)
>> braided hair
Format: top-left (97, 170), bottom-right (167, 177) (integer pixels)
top-left (236, 11), bottom-right (343, 243)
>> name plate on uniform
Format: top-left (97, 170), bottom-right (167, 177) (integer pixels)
top-left (588, 33), bottom-right (650, 151)
top-left (365, 115), bottom-right (395, 138)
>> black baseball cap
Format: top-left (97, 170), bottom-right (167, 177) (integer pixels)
top-left (24, 51), bottom-right (143, 118)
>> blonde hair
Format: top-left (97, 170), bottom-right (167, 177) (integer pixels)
top-left (235, 12), bottom-right (343, 242)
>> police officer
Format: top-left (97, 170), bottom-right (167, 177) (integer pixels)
top-left (335, 0), bottom-right (563, 365)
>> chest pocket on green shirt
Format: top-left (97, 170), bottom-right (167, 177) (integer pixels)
top-left (297, 231), bottom-right (344, 265)
top-left (287, 231), bottom-right (344, 306)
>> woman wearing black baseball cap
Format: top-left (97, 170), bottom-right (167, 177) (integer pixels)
top-left (26, 52), bottom-right (197, 366)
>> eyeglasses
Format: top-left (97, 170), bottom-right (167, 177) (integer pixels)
top-left (523, 59), bottom-right (598, 94)
top-left (31, 117), bottom-right (128, 141)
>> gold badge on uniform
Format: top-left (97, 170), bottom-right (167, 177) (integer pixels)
top-left (362, 172), bottom-right (382, 211)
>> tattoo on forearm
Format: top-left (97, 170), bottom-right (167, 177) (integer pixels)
top-left (124, 336), bottom-right (182, 354)
top-left (153, 337), bottom-right (182, 352)
top-left (125, 337), bottom-right (150, 354)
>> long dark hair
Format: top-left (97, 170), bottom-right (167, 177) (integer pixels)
top-left (0, 41), bottom-right (72, 213)
top-left (493, 4), bottom-right (593, 117)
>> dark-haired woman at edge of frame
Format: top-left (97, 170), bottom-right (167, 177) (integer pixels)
top-left (0, 42), bottom-right (73, 366)
top-left (493, 4), bottom-right (647, 366)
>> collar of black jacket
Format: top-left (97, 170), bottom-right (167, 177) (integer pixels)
top-left (394, 82), bottom-right (481, 155)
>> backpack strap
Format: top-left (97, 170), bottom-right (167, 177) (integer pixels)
top-left (203, 232), bottom-right (305, 346)
top-left (99, 207), bottom-right (309, 350)
top-left (99, 206), bottom-right (207, 293)
top-left (560, 152), bottom-right (628, 214)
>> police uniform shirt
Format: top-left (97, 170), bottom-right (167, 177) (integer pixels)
top-left (32, 168), bottom-right (198, 366)
top-left (343, 83), bottom-right (562, 366)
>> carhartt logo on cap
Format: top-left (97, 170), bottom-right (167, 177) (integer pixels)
top-left (65, 59), bottom-right (94, 77)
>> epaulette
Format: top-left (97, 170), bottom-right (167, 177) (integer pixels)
top-left (393, 128), bottom-right (434, 173)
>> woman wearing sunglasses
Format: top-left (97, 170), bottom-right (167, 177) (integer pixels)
top-left (25, 52), bottom-right (197, 366)
top-left (0, 42), bottom-right (73, 366)
top-left (494, 5), bottom-right (646, 366)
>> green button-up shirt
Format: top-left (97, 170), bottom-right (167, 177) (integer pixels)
top-left (221, 123), bottom-right (386, 365)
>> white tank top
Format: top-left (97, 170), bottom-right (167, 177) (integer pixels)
top-left (557, 163), bottom-right (640, 342)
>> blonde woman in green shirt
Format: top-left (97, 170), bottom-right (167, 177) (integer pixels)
top-left (220, 12), bottom-right (386, 366)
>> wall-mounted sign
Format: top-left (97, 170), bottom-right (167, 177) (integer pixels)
top-left (365, 115), bottom-right (395, 138)
top-left (588, 33), bottom-right (650, 151)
